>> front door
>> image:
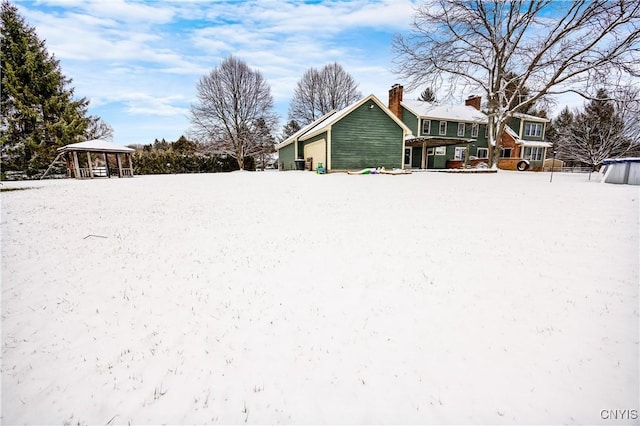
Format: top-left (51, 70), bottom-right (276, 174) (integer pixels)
top-left (404, 148), bottom-right (412, 168)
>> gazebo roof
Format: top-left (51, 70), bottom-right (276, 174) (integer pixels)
top-left (58, 140), bottom-right (134, 153)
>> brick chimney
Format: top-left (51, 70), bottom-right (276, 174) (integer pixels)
top-left (388, 84), bottom-right (403, 119)
top-left (465, 95), bottom-right (481, 110)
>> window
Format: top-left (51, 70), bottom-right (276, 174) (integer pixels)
top-left (476, 148), bottom-right (488, 158)
top-left (457, 123), bottom-right (465, 137)
top-left (500, 148), bottom-right (512, 158)
top-left (422, 120), bottom-right (430, 135)
top-left (454, 147), bottom-right (466, 160)
top-left (427, 147), bottom-right (435, 155)
top-left (524, 122), bottom-right (543, 137)
top-left (439, 121), bottom-right (447, 135)
top-left (404, 148), bottom-right (412, 165)
top-left (471, 123), bottom-right (479, 137)
top-left (523, 146), bottom-right (544, 161)
top-left (435, 146), bottom-right (446, 155)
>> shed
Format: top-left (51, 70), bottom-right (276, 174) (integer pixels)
top-left (600, 158), bottom-right (640, 185)
top-left (54, 140), bottom-right (135, 179)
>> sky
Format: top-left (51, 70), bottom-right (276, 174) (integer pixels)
top-left (14, 0), bottom-right (586, 147)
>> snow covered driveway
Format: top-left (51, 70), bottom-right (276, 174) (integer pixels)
top-left (1, 171), bottom-right (638, 424)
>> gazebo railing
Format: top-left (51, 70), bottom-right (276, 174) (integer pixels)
top-left (77, 166), bottom-right (133, 178)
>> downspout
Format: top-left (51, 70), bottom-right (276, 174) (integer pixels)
top-left (401, 131), bottom-right (407, 169)
top-left (327, 127), bottom-right (332, 171)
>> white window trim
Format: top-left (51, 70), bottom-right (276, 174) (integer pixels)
top-left (439, 121), bottom-right (447, 136)
top-left (471, 123), bottom-right (479, 137)
top-left (523, 146), bottom-right (544, 161)
top-left (435, 146), bottom-right (446, 155)
top-left (524, 122), bottom-right (543, 137)
top-left (422, 120), bottom-right (430, 135)
top-left (476, 147), bottom-right (488, 159)
top-left (454, 146), bottom-right (466, 160)
top-left (457, 123), bottom-right (465, 137)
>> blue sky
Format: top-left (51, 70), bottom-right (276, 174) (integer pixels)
top-left (15, 0), bottom-right (423, 146)
top-left (15, 0), bottom-right (591, 147)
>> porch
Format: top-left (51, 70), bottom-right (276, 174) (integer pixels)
top-left (403, 136), bottom-right (474, 170)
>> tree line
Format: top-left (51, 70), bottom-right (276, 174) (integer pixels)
top-left (127, 136), bottom-right (256, 175)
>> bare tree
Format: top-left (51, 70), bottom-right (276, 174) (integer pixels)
top-left (288, 62), bottom-right (362, 125)
top-left (613, 86), bottom-right (640, 149)
top-left (393, 0), bottom-right (640, 168)
top-left (190, 55), bottom-right (277, 170)
top-left (84, 116), bottom-right (113, 141)
top-left (558, 87), bottom-right (640, 169)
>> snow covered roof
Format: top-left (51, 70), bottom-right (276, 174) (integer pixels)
top-left (402, 100), bottom-right (487, 123)
top-left (58, 140), bottom-right (135, 153)
top-left (275, 94), bottom-right (412, 150)
top-left (519, 140), bottom-right (552, 148)
top-left (512, 112), bottom-right (550, 123)
top-left (300, 94), bottom-right (411, 141)
top-left (275, 111), bottom-right (337, 150)
top-left (504, 126), bottom-right (551, 147)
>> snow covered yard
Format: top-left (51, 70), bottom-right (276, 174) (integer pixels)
top-left (1, 170), bottom-right (638, 425)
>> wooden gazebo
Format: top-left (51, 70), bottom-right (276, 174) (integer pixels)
top-left (55, 140), bottom-right (135, 179)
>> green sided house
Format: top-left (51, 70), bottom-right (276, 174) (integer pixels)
top-left (388, 84), bottom-right (489, 170)
top-left (497, 113), bottom-right (552, 171)
top-left (389, 84), bottom-right (552, 171)
top-left (276, 94), bottom-right (412, 172)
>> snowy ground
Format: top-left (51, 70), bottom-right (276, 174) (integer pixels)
top-left (1, 170), bottom-right (638, 425)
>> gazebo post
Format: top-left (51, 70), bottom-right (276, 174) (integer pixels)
top-left (421, 141), bottom-right (427, 169)
top-left (73, 151), bottom-right (81, 178)
top-left (86, 152), bottom-right (94, 178)
top-left (104, 153), bottom-right (110, 178)
top-left (65, 153), bottom-right (72, 177)
top-left (116, 153), bottom-right (123, 178)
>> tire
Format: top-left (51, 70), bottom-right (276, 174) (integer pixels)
top-left (517, 160), bottom-right (530, 171)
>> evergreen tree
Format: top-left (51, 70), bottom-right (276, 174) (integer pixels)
top-left (279, 120), bottom-right (301, 142)
top-left (548, 107), bottom-right (574, 157)
top-left (419, 87), bottom-right (436, 103)
top-left (1, 1), bottom-right (92, 176)
top-left (172, 135), bottom-right (197, 154)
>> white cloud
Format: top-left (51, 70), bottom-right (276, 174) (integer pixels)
top-left (121, 93), bottom-right (190, 117)
top-left (16, 0), bottom-right (419, 144)
top-left (33, 0), bottom-right (176, 24)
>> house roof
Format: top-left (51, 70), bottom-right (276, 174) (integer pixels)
top-left (301, 94), bottom-right (411, 141)
top-left (504, 126), bottom-right (552, 147)
top-left (276, 94), bottom-right (412, 150)
top-left (519, 140), bottom-right (553, 148)
top-left (275, 111), bottom-right (337, 150)
top-left (512, 112), bottom-right (550, 123)
top-left (402, 100), bottom-right (487, 123)
top-left (58, 139), bottom-right (135, 153)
